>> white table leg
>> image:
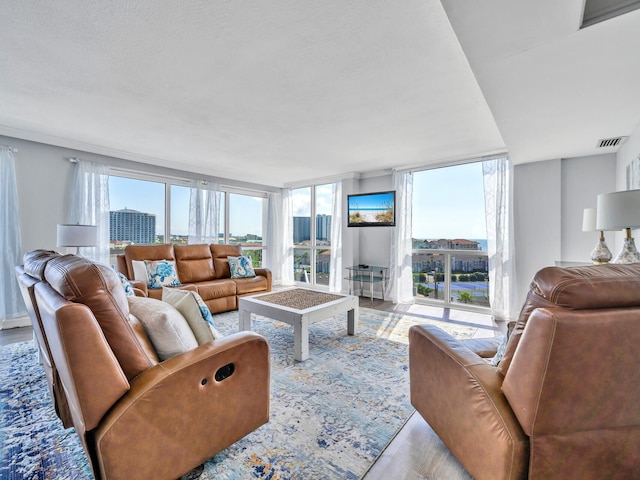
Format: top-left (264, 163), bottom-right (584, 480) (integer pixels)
top-left (347, 304), bottom-right (359, 335)
top-left (239, 307), bottom-right (252, 331)
top-left (294, 316), bottom-right (310, 361)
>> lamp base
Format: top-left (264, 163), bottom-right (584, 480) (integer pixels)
top-left (591, 236), bottom-right (612, 264)
top-left (613, 237), bottom-right (640, 264)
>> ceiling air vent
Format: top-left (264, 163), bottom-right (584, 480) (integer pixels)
top-left (596, 136), bottom-right (627, 148)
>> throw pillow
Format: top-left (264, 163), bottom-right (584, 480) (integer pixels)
top-left (145, 259), bottom-right (181, 289)
top-left (489, 321), bottom-right (516, 367)
top-left (162, 288), bottom-right (222, 343)
top-left (132, 260), bottom-right (149, 284)
top-left (127, 296), bottom-right (198, 361)
top-left (227, 255), bottom-right (256, 278)
top-left (115, 270), bottom-right (135, 297)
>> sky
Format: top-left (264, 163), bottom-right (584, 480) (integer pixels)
top-left (412, 162), bottom-right (487, 240)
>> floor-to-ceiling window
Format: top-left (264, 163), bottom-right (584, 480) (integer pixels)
top-left (291, 183), bottom-right (333, 286)
top-left (227, 191), bottom-right (266, 268)
top-left (412, 162), bottom-right (490, 311)
top-left (108, 173), bottom-right (264, 267)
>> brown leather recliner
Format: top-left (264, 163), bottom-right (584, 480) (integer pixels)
top-left (409, 263), bottom-right (640, 480)
top-left (22, 251), bottom-right (270, 480)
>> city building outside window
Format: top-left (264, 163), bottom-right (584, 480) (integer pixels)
top-left (292, 183), bottom-right (333, 287)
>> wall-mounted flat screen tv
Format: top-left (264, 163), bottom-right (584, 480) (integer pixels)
top-left (347, 190), bottom-right (396, 227)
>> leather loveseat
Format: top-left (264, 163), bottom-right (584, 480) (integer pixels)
top-left (409, 263), bottom-right (640, 480)
top-left (116, 243), bottom-right (271, 314)
top-left (17, 251), bottom-right (270, 480)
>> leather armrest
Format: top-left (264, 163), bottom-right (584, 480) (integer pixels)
top-left (129, 280), bottom-right (147, 296)
top-left (254, 268), bottom-right (272, 291)
top-left (409, 325), bottom-right (527, 480)
top-left (459, 336), bottom-right (502, 358)
top-left (94, 332), bottom-right (270, 480)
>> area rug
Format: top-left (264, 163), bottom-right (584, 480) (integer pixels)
top-left (0, 307), bottom-right (477, 480)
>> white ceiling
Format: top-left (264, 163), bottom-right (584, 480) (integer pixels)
top-left (1, 0), bottom-right (639, 187)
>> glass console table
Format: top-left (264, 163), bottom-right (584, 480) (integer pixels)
top-left (346, 265), bottom-right (388, 306)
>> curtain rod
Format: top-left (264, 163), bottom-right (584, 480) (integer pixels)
top-left (0, 145), bottom-right (18, 152)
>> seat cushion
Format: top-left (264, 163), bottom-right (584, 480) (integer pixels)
top-left (195, 279), bottom-right (237, 301)
top-left (233, 275), bottom-right (269, 295)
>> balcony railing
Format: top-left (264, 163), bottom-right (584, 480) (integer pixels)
top-left (412, 248), bottom-right (490, 312)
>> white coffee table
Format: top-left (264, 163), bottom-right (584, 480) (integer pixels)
top-left (238, 288), bottom-right (359, 361)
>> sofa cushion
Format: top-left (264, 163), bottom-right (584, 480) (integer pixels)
top-left (162, 287), bottom-right (222, 343)
top-left (228, 255), bottom-right (256, 278)
top-left (145, 260), bottom-right (181, 289)
top-left (132, 260), bottom-right (149, 284)
top-left (44, 255), bottom-right (154, 380)
top-left (195, 279), bottom-right (237, 300)
top-left (233, 275), bottom-right (269, 295)
top-left (127, 296), bottom-right (198, 361)
top-left (174, 244), bottom-right (215, 283)
top-left (210, 244), bottom-right (242, 279)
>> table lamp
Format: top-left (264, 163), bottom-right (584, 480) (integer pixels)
top-left (57, 224), bottom-right (98, 254)
top-left (596, 189), bottom-right (640, 263)
top-left (582, 207), bottom-right (612, 264)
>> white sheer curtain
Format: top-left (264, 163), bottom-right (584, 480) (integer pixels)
top-left (386, 170), bottom-right (414, 304)
top-left (71, 160), bottom-right (110, 264)
top-left (265, 190), bottom-right (294, 286)
top-left (483, 156), bottom-right (516, 321)
top-left (329, 181), bottom-right (343, 292)
top-left (0, 146), bottom-right (26, 321)
top-left (188, 180), bottom-right (221, 244)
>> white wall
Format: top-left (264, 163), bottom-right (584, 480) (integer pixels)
top-left (561, 154), bottom-right (616, 263)
top-left (355, 174), bottom-right (393, 268)
top-left (513, 159), bottom-right (562, 304)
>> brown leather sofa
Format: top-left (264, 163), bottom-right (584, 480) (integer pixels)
top-left (116, 243), bottom-right (272, 314)
top-left (18, 251), bottom-right (270, 480)
top-left (409, 263), bottom-right (640, 480)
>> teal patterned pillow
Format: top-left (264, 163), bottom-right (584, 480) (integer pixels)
top-left (227, 255), bottom-right (256, 278)
top-left (144, 260), bottom-right (181, 289)
top-left (115, 270), bottom-right (135, 297)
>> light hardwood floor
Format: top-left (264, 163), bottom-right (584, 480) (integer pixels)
top-left (1, 298), bottom-right (494, 479)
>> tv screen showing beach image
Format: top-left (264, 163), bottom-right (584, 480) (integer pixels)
top-left (347, 191), bottom-right (396, 227)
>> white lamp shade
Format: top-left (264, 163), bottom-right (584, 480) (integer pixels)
top-left (57, 224), bottom-right (98, 247)
top-left (582, 207), bottom-right (597, 232)
top-left (596, 189), bottom-right (640, 230)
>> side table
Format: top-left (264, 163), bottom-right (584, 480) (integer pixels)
top-left (346, 265), bottom-right (388, 306)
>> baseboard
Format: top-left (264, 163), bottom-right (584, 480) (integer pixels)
top-left (1, 315), bottom-right (31, 330)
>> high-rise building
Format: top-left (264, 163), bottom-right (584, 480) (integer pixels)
top-left (316, 214), bottom-right (332, 242)
top-left (110, 208), bottom-right (156, 244)
top-left (293, 215), bottom-right (333, 243)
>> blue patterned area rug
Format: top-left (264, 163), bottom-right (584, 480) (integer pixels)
top-left (0, 307), bottom-right (477, 480)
